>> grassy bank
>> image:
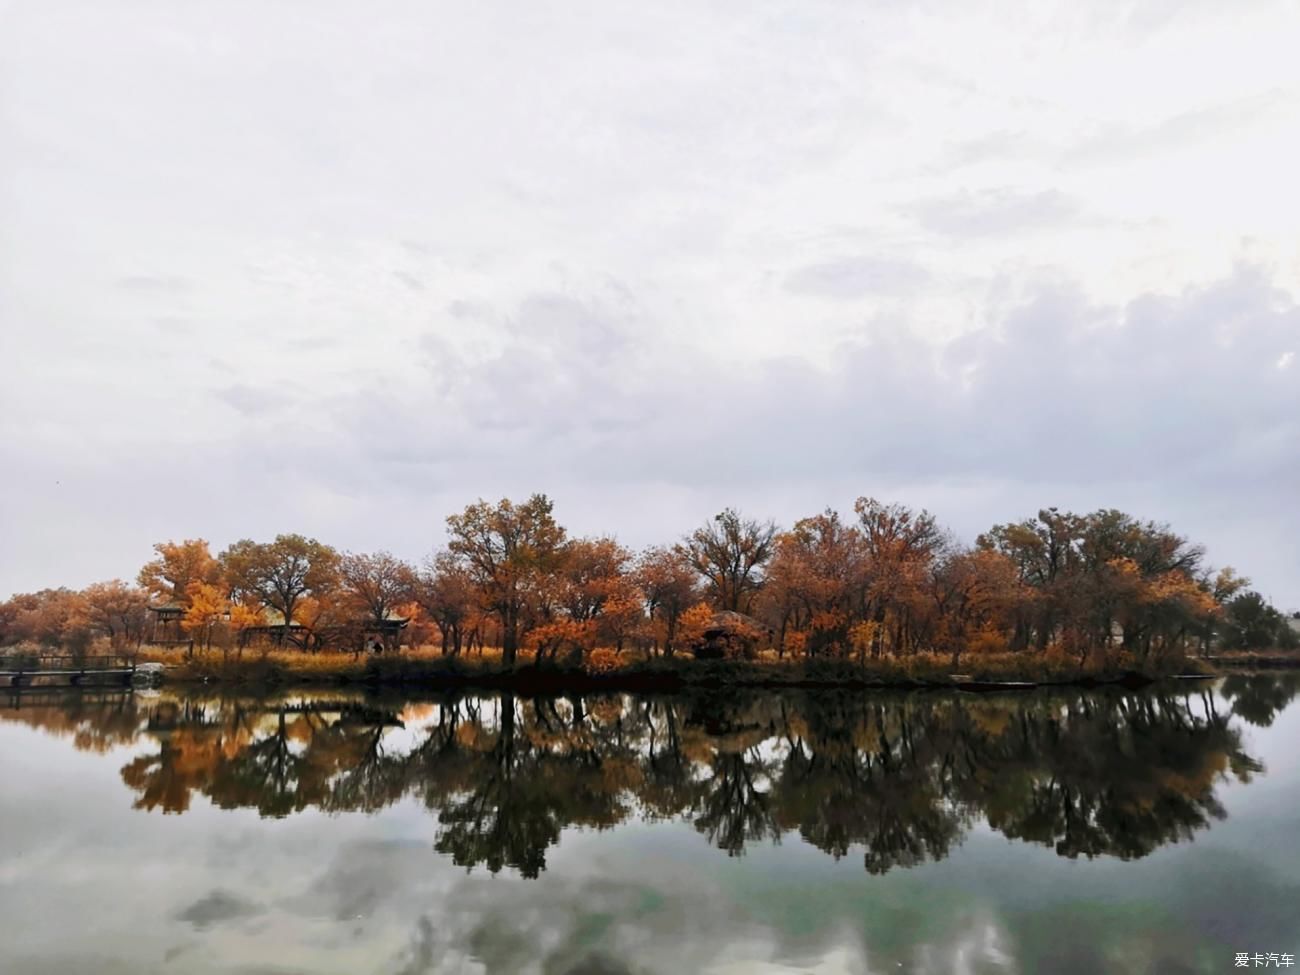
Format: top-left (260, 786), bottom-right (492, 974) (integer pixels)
top-left (136, 645), bottom-right (1215, 692)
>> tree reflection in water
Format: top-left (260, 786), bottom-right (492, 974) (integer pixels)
top-left (6, 676), bottom-right (1294, 878)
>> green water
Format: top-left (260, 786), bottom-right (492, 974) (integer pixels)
top-left (1, 676), bottom-right (1297, 974)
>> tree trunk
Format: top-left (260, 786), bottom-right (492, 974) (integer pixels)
top-left (502, 606), bottom-right (518, 668)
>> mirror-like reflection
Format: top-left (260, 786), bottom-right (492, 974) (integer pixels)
top-left (4, 675), bottom-right (1300, 974)
top-left (7, 676), bottom-right (1295, 878)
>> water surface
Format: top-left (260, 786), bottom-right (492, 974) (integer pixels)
top-left (1, 676), bottom-right (1298, 974)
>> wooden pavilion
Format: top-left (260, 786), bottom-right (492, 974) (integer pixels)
top-left (146, 599), bottom-right (189, 646)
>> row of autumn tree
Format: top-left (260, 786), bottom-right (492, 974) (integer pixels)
top-left (1, 494), bottom-right (1296, 661)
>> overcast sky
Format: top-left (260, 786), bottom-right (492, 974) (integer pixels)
top-left (1, 0), bottom-right (1297, 605)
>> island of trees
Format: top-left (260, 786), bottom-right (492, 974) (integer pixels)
top-left (1, 495), bottom-right (1296, 685)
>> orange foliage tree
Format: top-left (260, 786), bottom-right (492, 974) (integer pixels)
top-left (181, 582), bottom-right (228, 652)
top-left (78, 580), bottom-right (151, 649)
top-left (138, 539), bottom-right (221, 604)
top-left (409, 552), bottom-right (478, 656)
top-left (444, 495), bottom-right (567, 667)
top-left (635, 546), bottom-right (700, 656)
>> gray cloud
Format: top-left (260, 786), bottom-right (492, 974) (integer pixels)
top-left (392, 271), bottom-right (426, 292)
top-left (176, 890), bottom-right (264, 930)
top-left (115, 274), bottom-right (191, 292)
top-left (785, 257), bottom-right (932, 299)
top-left (929, 129), bottom-right (1036, 172)
top-left (1065, 89), bottom-right (1297, 166)
top-left (906, 188), bottom-right (1080, 237)
top-left (332, 268), bottom-right (1296, 491)
top-left (216, 384), bottom-right (291, 417)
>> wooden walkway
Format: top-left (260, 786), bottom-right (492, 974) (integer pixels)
top-left (0, 654), bottom-right (137, 687)
top-left (3, 686), bottom-right (135, 709)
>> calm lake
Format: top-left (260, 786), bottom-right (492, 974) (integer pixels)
top-left (1, 677), bottom-right (1298, 974)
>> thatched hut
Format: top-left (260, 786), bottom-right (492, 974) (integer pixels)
top-left (692, 610), bottom-right (773, 660)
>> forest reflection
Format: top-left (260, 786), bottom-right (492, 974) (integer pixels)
top-left (5, 675), bottom-right (1297, 879)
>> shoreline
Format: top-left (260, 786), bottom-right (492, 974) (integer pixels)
top-left (120, 651), bottom-right (1235, 694)
top-left (1202, 653), bottom-right (1300, 669)
top-left (18, 647), bottom-right (1300, 695)
top-left (25, 647), bottom-right (1300, 695)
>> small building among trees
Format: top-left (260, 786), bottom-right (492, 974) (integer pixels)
top-left (238, 610), bottom-right (410, 653)
top-left (238, 610), bottom-right (311, 650)
top-left (692, 610), bottom-right (773, 660)
top-left (146, 600), bottom-right (188, 645)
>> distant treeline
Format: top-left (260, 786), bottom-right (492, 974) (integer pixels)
top-left (1, 495), bottom-right (1296, 662)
